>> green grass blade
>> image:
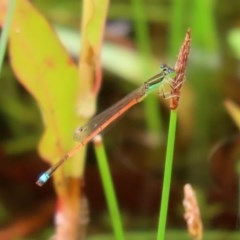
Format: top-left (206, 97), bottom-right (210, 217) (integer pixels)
top-left (131, 0), bottom-right (163, 135)
top-left (157, 110), bottom-right (177, 240)
top-left (168, 0), bottom-right (186, 58)
top-left (93, 135), bottom-right (124, 240)
top-left (0, 0), bottom-right (16, 74)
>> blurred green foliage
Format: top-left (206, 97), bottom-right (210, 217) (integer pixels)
top-left (1, 0), bottom-right (240, 238)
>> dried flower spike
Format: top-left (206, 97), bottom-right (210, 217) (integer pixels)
top-left (183, 183), bottom-right (203, 240)
top-left (170, 29), bottom-right (191, 110)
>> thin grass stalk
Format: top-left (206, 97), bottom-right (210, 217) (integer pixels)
top-left (0, 0), bottom-right (16, 74)
top-left (157, 110), bottom-right (177, 240)
top-left (93, 135), bottom-right (124, 240)
top-left (168, 0), bottom-right (186, 58)
top-left (131, 0), bottom-right (163, 135)
top-left (157, 30), bottom-right (191, 240)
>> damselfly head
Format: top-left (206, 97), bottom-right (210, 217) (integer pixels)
top-left (160, 64), bottom-right (175, 74)
top-left (160, 63), bottom-right (167, 69)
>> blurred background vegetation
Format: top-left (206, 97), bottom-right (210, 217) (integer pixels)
top-left (0, 0), bottom-right (240, 239)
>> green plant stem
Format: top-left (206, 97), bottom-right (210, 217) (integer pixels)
top-left (0, 0), bottom-right (16, 74)
top-left (168, 0), bottom-right (186, 58)
top-left (157, 110), bottom-right (177, 240)
top-left (93, 135), bottom-right (124, 240)
top-left (131, 0), bottom-right (163, 134)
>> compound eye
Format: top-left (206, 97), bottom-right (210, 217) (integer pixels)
top-left (168, 68), bottom-right (174, 73)
top-left (160, 63), bottom-right (167, 69)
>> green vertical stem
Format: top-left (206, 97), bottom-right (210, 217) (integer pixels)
top-left (0, 0), bottom-right (16, 74)
top-left (93, 135), bottom-right (124, 240)
top-left (191, 0), bottom-right (218, 51)
top-left (131, 0), bottom-right (163, 134)
top-left (168, 0), bottom-right (186, 58)
top-left (157, 110), bottom-right (177, 240)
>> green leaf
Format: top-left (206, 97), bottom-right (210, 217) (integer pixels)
top-left (1, 0), bottom-right (85, 181)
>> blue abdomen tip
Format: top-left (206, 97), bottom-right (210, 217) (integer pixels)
top-left (36, 173), bottom-right (50, 186)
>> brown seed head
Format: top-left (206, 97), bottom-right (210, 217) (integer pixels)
top-left (170, 29), bottom-right (191, 109)
top-left (183, 183), bottom-right (203, 240)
